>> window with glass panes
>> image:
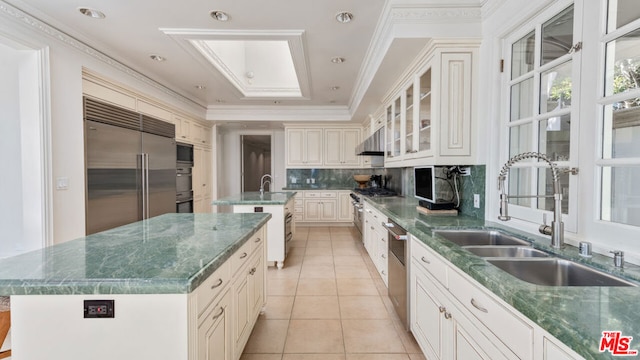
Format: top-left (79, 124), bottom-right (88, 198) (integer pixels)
top-left (598, 0), bottom-right (640, 227)
top-left (504, 4), bottom-right (578, 226)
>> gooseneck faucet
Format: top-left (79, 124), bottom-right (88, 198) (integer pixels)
top-left (259, 174), bottom-right (272, 195)
top-left (498, 152), bottom-right (564, 249)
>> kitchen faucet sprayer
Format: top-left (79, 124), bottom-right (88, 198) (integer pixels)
top-left (259, 174), bottom-right (272, 195)
top-left (497, 152), bottom-right (564, 249)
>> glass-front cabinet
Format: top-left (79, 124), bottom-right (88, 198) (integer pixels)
top-left (383, 41), bottom-right (477, 167)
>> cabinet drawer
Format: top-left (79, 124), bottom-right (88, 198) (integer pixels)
top-left (231, 240), bottom-right (253, 275)
top-left (250, 229), bottom-right (265, 253)
top-left (448, 268), bottom-right (533, 360)
top-left (320, 192), bottom-right (337, 198)
top-left (196, 260), bottom-right (231, 316)
top-left (411, 237), bottom-right (448, 287)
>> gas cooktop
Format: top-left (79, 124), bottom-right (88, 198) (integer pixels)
top-left (352, 187), bottom-right (398, 197)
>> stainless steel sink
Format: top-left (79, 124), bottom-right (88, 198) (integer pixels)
top-left (487, 258), bottom-right (637, 287)
top-left (434, 230), bottom-right (531, 246)
top-left (463, 246), bottom-right (549, 258)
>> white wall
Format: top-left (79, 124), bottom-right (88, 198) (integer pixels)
top-left (0, 2), bottom-right (207, 244)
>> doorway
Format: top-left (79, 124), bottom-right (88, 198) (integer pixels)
top-left (241, 135), bottom-right (272, 192)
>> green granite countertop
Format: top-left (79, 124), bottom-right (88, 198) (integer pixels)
top-left (363, 195), bottom-right (640, 360)
top-left (282, 185), bottom-right (353, 190)
top-left (0, 213), bottom-right (271, 295)
top-left (212, 191), bottom-right (297, 205)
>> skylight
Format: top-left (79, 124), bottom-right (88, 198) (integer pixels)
top-left (190, 39), bottom-right (302, 98)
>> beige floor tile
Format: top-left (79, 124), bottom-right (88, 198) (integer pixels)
top-left (332, 246), bottom-right (363, 256)
top-left (307, 239), bottom-right (332, 248)
top-left (285, 255), bottom-right (305, 267)
top-left (296, 278), bottom-right (337, 296)
top-left (335, 265), bottom-right (372, 279)
top-left (336, 278), bottom-right (379, 296)
top-left (302, 255), bottom-right (334, 266)
top-left (292, 295), bottom-right (340, 319)
top-left (268, 277), bottom-right (298, 296)
top-left (392, 318), bottom-right (422, 354)
top-left (241, 354), bottom-right (283, 360)
top-left (243, 318), bottom-right (289, 354)
top-left (339, 296), bottom-right (390, 319)
top-left (290, 240), bottom-right (307, 248)
top-left (331, 234), bottom-right (357, 242)
top-left (299, 264), bottom-right (336, 279)
top-left (268, 264), bottom-right (302, 279)
top-left (263, 296), bottom-right (294, 319)
top-left (304, 247), bottom-right (333, 256)
top-left (346, 355), bottom-right (409, 360)
top-left (288, 247), bottom-right (307, 258)
top-left (284, 319), bottom-right (344, 354)
top-left (283, 354), bottom-right (345, 360)
top-left (342, 319), bottom-right (406, 353)
top-left (333, 255), bottom-right (366, 267)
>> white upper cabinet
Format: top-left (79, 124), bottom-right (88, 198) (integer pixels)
top-left (285, 126), bottom-right (362, 168)
top-left (383, 41), bottom-right (479, 167)
top-left (324, 128), bottom-right (361, 167)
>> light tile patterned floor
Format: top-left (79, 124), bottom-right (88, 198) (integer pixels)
top-left (241, 226), bottom-right (426, 360)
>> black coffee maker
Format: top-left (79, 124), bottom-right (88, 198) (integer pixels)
top-left (370, 175), bottom-right (383, 188)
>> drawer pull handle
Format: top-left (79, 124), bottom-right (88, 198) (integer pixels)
top-left (240, 252), bottom-right (248, 259)
top-left (471, 298), bottom-right (488, 313)
top-left (211, 307), bottom-right (225, 320)
top-left (249, 267), bottom-right (257, 275)
top-left (439, 306), bottom-right (446, 313)
top-left (444, 311), bottom-right (452, 320)
top-left (210, 278), bottom-right (223, 289)
top-left (255, 237), bottom-right (261, 243)
top-left (421, 256), bottom-right (431, 264)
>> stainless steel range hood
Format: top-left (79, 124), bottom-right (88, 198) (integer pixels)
top-left (356, 127), bottom-right (384, 156)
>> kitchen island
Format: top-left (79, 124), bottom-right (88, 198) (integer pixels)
top-left (0, 212), bottom-right (271, 360)
top-left (362, 195), bottom-right (640, 360)
top-left (213, 191), bottom-right (296, 269)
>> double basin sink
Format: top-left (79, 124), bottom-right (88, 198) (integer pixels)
top-left (433, 230), bottom-right (636, 287)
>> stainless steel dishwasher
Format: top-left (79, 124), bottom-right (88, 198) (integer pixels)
top-left (385, 218), bottom-right (409, 330)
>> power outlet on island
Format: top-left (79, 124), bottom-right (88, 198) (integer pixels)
top-left (84, 299), bottom-right (115, 318)
top-left (473, 194), bottom-right (480, 208)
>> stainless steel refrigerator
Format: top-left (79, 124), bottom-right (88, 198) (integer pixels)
top-left (84, 98), bottom-right (176, 235)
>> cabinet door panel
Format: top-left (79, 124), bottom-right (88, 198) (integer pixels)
top-left (286, 129), bottom-right (305, 165)
top-left (412, 266), bottom-right (444, 360)
top-left (341, 129), bottom-right (361, 166)
top-left (440, 52), bottom-right (472, 156)
top-left (324, 129), bottom-right (342, 166)
top-left (305, 129), bottom-right (323, 165)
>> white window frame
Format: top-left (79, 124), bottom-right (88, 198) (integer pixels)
top-left (500, 0), bottom-right (582, 234)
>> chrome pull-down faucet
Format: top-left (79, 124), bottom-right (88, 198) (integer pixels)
top-left (498, 152), bottom-right (565, 249)
top-left (259, 174), bottom-right (272, 195)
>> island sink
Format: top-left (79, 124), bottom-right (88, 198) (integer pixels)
top-left (487, 258), bottom-right (637, 287)
top-left (463, 246), bottom-right (548, 258)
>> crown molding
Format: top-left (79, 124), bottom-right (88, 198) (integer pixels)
top-left (206, 105), bottom-right (352, 122)
top-left (0, 1), bottom-right (205, 111)
top-left (390, 6), bottom-right (482, 23)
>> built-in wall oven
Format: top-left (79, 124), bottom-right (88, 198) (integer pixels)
top-left (386, 218), bottom-right (409, 330)
top-left (176, 142), bottom-right (194, 213)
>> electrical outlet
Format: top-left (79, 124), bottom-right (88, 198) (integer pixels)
top-left (306, 178), bottom-right (310, 184)
top-left (460, 167), bottom-right (471, 176)
top-left (473, 194), bottom-right (480, 208)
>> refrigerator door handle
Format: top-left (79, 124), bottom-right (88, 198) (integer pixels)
top-left (144, 153), bottom-right (150, 220)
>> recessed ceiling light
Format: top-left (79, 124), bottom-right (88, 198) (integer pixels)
top-left (330, 86), bottom-right (340, 91)
top-left (329, 100), bottom-right (337, 104)
top-left (331, 57), bottom-right (345, 64)
top-left (78, 7), bottom-right (105, 19)
top-left (149, 54), bottom-right (166, 62)
top-left (336, 12), bottom-right (353, 23)
top-left (210, 11), bottom-right (230, 22)
top-left (216, 99), bottom-right (225, 103)
top-left (195, 85), bottom-right (206, 90)
top-left (273, 101), bottom-right (281, 104)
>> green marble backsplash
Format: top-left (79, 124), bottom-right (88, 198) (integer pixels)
top-left (286, 165), bottom-right (486, 219)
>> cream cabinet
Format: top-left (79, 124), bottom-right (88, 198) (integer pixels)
top-left (363, 203), bottom-right (388, 286)
top-left (194, 146), bottom-right (213, 213)
top-left (297, 191), bottom-right (353, 224)
top-left (191, 226), bottom-right (266, 360)
top-left (286, 128), bottom-right (323, 167)
top-left (384, 41), bottom-right (478, 167)
top-left (323, 128), bottom-right (361, 167)
top-left (197, 289), bottom-right (232, 360)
